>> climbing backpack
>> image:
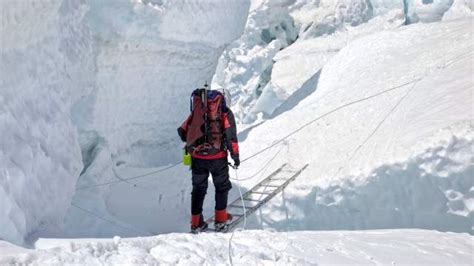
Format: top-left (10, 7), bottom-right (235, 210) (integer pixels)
top-left (185, 88), bottom-right (227, 156)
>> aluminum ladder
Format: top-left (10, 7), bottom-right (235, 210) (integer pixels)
top-left (206, 163), bottom-right (308, 232)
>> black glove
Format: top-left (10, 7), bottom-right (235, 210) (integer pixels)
top-left (177, 127), bottom-right (186, 142)
top-left (232, 155), bottom-right (240, 167)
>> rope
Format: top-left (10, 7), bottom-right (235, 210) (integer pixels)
top-left (229, 143), bottom-right (284, 181)
top-left (76, 78), bottom-right (420, 192)
top-left (329, 80), bottom-right (419, 182)
top-left (227, 166), bottom-right (246, 266)
top-left (70, 203), bottom-right (149, 235)
top-left (240, 78), bottom-right (422, 163)
top-left (224, 78), bottom-right (421, 265)
top-left (76, 161), bottom-right (181, 190)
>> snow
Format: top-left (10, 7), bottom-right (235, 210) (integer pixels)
top-left (211, 0), bottom-right (299, 123)
top-left (61, 16), bottom-right (473, 243)
top-left (212, 0), bottom-right (408, 123)
top-left (1, 0), bottom-right (473, 264)
top-left (77, 0), bottom-right (250, 169)
top-left (237, 18), bottom-right (473, 233)
top-left (443, 0), bottom-right (474, 21)
top-left (213, 0), bottom-right (471, 124)
top-left (0, 0), bottom-right (250, 246)
top-left (0, 0), bottom-right (95, 246)
top-left (1, 230), bottom-right (472, 265)
top-left (405, 0), bottom-right (455, 24)
top-left (62, 0), bottom-right (250, 238)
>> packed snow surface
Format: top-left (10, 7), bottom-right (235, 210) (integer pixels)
top-left (0, 230), bottom-right (472, 265)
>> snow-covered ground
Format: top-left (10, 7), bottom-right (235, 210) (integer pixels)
top-left (1, 230), bottom-right (472, 265)
top-left (1, 0), bottom-right (473, 264)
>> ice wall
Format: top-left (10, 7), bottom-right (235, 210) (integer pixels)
top-left (64, 0), bottom-right (251, 237)
top-left (79, 0), bottom-right (250, 168)
top-left (0, 0), bottom-right (95, 245)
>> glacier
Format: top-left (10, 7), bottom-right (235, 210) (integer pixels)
top-left (213, 0), bottom-right (473, 124)
top-left (0, 0), bottom-right (250, 245)
top-left (63, 0), bottom-right (473, 239)
top-left (79, 0), bottom-right (250, 168)
top-left (0, 0), bottom-right (95, 246)
top-left (0, 0), bottom-right (473, 263)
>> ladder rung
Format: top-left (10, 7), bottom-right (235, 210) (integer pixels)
top-left (229, 204), bottom-right (245, 208)
top-left (268, 178), bottom-right (288, 181)
top-left (229, 213), bottom-right (243, 217)
top-left (228, 203), bottom-right (260, 209)
top-left (231, 205), bottom-right (255, 209)
top-left (260, 184), bottom-right (280, 188)
top-left (281, 170), bottom-right (297, 173)
top-left (243, 198), bottom-right (260, 202)
top-left (251, 191), bottom-right (273, 195)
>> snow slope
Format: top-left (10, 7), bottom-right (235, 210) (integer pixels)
top-left (0, 0), bottom-right (95, 246)
top-left (1, 230), bottom-right (472, 265)
top-left (237, 18), bottom-right (473, 233)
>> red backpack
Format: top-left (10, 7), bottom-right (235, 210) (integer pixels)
top-left (185, 88), bottom-right (227, 156)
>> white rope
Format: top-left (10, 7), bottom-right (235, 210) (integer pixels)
top-left (77, 78), bottom-right (423, 192)
top-left (227, 166), bottom-right (246, 265)
top-left (71, 203), bottom-right (149, 236)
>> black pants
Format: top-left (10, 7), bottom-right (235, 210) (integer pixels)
top-left (191, 157), bottom-right (232, 215)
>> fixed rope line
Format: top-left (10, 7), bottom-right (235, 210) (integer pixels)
top-left (76, 161), bottom-right (181, 190)
top-left (329, 80), bottom-right (419, 182)
top-left (227, 166), bottom-right (246, 265)
top-left (71, 203), bottom-right (149, 235)
top-left (229, 143), bottom-right (284, 181)
top-left (77, 78), bottom-right (421, 191)
top-left (240, 77), bottom-right (423, 164)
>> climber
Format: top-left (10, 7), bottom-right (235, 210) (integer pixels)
top-left (177, 86), bottom-right (240, 233)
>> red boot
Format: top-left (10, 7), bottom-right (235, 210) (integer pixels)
top-left (214, 209), bottom-right (233, 232)
top-left (190, 214), bottom-right (208, 234)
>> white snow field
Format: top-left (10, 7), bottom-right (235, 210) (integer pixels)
top-left (0, 230), bottom-right (472, 265)
top-left (1, 0), bottom-right (473, 264)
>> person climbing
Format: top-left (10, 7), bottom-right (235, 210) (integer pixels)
top-left (177, 86), bottom-right (240, 233)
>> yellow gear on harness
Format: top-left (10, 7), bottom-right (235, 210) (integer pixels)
top-left (183, 149), bottom-right (192, 166)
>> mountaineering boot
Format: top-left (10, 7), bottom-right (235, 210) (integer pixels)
top-left (190, 214), bottom-right (208, 234)
top-left (214, 209), bottom-right (233, 232)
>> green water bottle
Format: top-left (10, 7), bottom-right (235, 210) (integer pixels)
top-left (183, 149), bottom-right (191, 166)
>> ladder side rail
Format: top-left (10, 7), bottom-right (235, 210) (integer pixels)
top-left (226, 164), bottom-right (287, 208)
top-left (227, 164), bottom-right (308, 232)
top-left (206, 164), bottom-right (287, 225)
